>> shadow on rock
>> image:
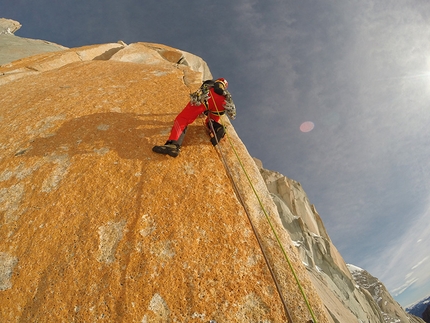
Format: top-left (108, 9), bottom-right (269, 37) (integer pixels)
top-left (24, 112), bottom-right (174, 160)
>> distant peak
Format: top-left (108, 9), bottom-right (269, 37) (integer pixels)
top-left (346, 264), bottom-right (364, 273)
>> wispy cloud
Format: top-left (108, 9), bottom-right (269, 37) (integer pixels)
top-left (363, 200), bottom-right (430, 301)
top-left (391, 277), bottom-right (419, 297)
top-left (411, 257), bottom-right (429, 270)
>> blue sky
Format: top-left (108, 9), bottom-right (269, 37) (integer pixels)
top-left (3, 0), bottom-right (430, 307)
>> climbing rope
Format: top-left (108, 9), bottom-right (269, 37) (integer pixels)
top-left (207, 118), bottom-right (293, 323)
top-left (208, 94), bottom-right (319, 323)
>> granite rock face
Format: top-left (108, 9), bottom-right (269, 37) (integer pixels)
top-left (0, 18), bottom-right (67, 66)
top-left (255, 159), bottom-right (424, 323)
top-left (0, 33), bottom-right (330, 322)
top-left (0, 18), bottom-right (22, 34)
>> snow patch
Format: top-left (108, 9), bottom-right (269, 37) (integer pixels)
top-left (347, 264), bottom-right (364, 273)
top-left (293, 240), bottom-right (301, 247)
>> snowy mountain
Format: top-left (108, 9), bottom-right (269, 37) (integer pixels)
top-left (346, 265), bottom-right (426, 323)
top-left (407, 296), bottom-right (430, 322)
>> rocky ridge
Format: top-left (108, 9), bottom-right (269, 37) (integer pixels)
top-left (347, 265), bottom-right (424, 323)
top-left (256, 160), bottom-right (425, 323)
top-left (0, 18), bottom-right (67, 66)
top-left (423, 305), bottom-right (430, 323)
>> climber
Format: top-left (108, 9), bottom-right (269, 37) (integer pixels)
top-left (152, 78), bottom-right (236, 157)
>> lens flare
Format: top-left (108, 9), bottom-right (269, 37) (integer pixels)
top-left (300, 121), bottom-right (314, 133)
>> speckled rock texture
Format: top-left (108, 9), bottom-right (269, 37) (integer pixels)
top-left (0, 41), bottom-right (330, 322)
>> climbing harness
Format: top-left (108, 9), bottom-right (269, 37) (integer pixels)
top-left (190, 82), bottom-right (236, 120)
top-left (208, 95), bottom-right (318, 323)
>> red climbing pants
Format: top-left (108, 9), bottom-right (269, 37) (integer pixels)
top-left (168, 88), bottom-right (225, 145)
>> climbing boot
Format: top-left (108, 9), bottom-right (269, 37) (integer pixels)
top-left (152, 143), bottom-right (180, 157)
top-left (209, 122), bottom-right (225, 146)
